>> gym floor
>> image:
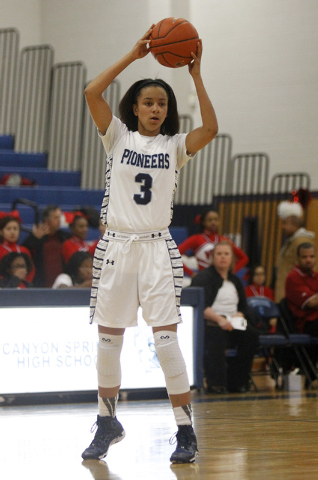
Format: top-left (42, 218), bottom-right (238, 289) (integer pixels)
top-left (1, 388), bottom-right (318, 480)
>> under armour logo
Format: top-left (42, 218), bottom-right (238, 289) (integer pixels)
top-left (106, 259), bottom-right (115, 265)
top-left (102, 338), bottom-right (111, 342)
top-left (160, 335), bottom-right (170, 339)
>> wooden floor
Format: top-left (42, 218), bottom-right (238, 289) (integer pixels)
top-left (1, 388), bottom-right (318, 480)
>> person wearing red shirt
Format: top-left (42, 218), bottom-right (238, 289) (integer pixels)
top-left (245, 265), bottom-right (276, 333)
top-left (245, 265), bottom-right (274, 300)
top-left (178, 209), bottom-right (249, 278)
top-left (0, 212), bottom-right (35, 283)
top-left (285, 242), bottom-right (318, 334)
top-left (61, 212), bottom-right (99, 263)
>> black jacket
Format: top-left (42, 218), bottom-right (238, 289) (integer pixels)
top-left (191, 265), bottom-right (249, 316)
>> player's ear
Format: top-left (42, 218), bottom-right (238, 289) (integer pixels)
top-left (133, 104), bottom-right (138, 116)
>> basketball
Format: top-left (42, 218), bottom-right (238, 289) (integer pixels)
top-left (150, 17), bottom-right (199, 68)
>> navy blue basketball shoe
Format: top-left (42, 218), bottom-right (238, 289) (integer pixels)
top-left (81, 415), bottom-right (125, 460)
top-left (170, 425), bottom-right (198, 463)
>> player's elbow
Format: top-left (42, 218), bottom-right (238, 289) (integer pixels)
top-left (207, 121), bottom-right (219, 141)
top-left (84, 85), bottom-right (93, 98)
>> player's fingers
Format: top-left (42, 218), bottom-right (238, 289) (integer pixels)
top-left (196, 41), bottom-right (202, 58)
top-left (141, 25), bottom-right (155, 39)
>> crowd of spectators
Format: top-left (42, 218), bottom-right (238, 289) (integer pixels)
top-left (1, 199), bottom-right (317, 393)
top-left (0, 204), bottom-right (103, 289)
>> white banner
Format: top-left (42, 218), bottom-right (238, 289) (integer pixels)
top-left (0, 306), bottom-right (194, 395)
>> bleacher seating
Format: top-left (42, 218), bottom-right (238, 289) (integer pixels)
top-left (0, 134), bottom-right (186, 244)
top-left (0, 135), bottom-right (103, 241)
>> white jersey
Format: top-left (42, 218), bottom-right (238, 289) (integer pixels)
top-left (99, 116), bottom-right (192, 232)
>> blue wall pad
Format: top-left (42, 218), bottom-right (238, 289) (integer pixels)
top-left (169, 227), bottom-right (189, 245)
top-left (0, 186), bottom-right (104, 206)
top-left (0, 151), bottom-right (47, 168)
top-left (0, 136), bottom-right (14, 150)
top-left (0, 167), bottom-right (81, 187)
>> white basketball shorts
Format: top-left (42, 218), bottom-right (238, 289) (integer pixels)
top-left (90, 228), bottom-right (183, 328)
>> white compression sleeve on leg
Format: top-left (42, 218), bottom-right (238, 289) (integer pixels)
top-left (153, 330), bottom-right (190, 395)
top-left (97, 332), bottom-right (123, 388)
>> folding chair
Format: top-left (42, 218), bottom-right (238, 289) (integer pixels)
top-left (247, 297), bottom-right (288, 389)
top-left (278, 298), bottom-right (318, 388)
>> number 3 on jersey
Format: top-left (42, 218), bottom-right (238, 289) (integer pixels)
top-left (134, 173), bottom-right (153, 205)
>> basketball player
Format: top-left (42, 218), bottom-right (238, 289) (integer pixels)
top-left (81, 25), bottom-right (218, 463)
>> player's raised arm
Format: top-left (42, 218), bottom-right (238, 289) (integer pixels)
top-left (84, 26), bottom-right (154, 135)
top-left (185, 41), bottom-right (218, 155)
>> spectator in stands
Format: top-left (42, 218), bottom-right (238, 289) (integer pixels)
top-left (275, 201), bottom-right (316, 302)
top-left (178, 209), bottom-right (249, 278)
top-left (61, 211), bottom-right (105, 263)
top-left (245, 265), bottom-right (274, 300)
top-left (23, 204), bottom-right (71, 287)
top-left (52, 251), bottom-right (93, 289)
top-left (245, 265), bottom-right (277, 333)
top-left (191, 240), bottom-right (259, 394)
top-left (0, 252), bottom-right (33, 288)
top-left (285, 242), bottom-right (318, 379)
top-left (285, 243), bottom-right (318, 335)
top-left (0, 211), bottom-right (35, 283)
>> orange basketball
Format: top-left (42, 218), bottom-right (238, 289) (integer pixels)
top-left (150, 17), bottom-right (199, 68)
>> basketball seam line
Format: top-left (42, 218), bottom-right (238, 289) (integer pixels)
top-left (156, 20), bottom-right (189, 39)
top-left (149, 37), bottom-right (199, 50)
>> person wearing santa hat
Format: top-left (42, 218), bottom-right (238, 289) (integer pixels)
top-left (275, 200), bottom-right (316, 302)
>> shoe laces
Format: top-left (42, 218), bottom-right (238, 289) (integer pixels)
top-left (169, 426), bottom-right (193, 448)
top-left (90, 419), bottom-right (113, 444)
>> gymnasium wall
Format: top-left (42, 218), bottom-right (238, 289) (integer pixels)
top-left (191, 0), bottom-right (318, 187)
top-left (0, 0), bottom-right (41, 46)
top-left (1, 0), bottom-right (318, 189)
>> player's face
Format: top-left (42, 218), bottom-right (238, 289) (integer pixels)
top-left (133, 86), bottom-right (168, 136)
top-left (212, 244), bottom-right (233, 272)
top-left (298, 247), bottom-right (316, 272)
top-left (202, 211), bottom-right (219, 233)
top-left (1, 220), bottom-right (20, 243)
top-left (72, 217), bottom-right (88, 239)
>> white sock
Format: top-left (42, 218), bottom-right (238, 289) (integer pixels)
top-left (173, 404), bottom-right (192, 426)
top-left (98, 394), bottom-right (118, 417)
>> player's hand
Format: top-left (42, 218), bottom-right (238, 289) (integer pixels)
top-left (131, 25), bottom-right (155, 60)
top-left (188, 40), bottom-right (202, 77)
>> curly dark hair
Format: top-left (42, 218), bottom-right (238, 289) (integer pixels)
top-left (0, 252), bottom-right (32, 277)
top-left (65, 251), bottom-right (92, 283)
top-left (118, 78), bottom-right (179, 136)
